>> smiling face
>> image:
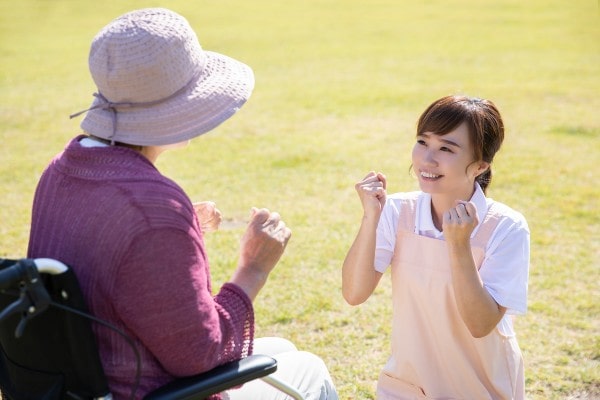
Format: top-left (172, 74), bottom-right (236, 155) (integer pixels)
top-left (412, 122), bottom-right (489, 201)
top-left (414, 95), bottom-right (505, 195)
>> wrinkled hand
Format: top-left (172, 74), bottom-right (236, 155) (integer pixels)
top-left (355, 171), bottom-right (387, 217)
top-left (442, 201), bottom-right (478, 245)
top-left (238, 208), bottom-right (291, 277)
top-left (193, 201), bottom-right (223, 232)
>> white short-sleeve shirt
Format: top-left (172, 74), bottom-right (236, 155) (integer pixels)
top-left (374, 184), bottom-right (530, 334)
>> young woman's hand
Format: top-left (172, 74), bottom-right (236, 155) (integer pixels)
top-left (355, 171), bottom-right (387, 217)
top-left (342, 172), bottom-right (387, 305)
top-left (193, 201), bottom-right (223, 232)
top-left (443, 200), bottom-right (507, 337)
top-left (442, 201), bottom-right (478, 245)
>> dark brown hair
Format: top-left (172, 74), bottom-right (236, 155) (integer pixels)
top-left (416, 95), bottom-right (504, 193)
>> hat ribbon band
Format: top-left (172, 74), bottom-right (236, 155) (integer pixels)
top-left (69, 71), bottom-right (200, 145)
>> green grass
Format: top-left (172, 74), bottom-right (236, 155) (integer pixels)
top-left (1, 0), bottom-right (599, 398)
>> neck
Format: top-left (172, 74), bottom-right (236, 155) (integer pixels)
top-left (88, 135), bottom-right (142, 151)
top-left (430, 197), bottom-right (450, 231)
top-left (429, 186), bottom-right (477, 231)
top-left (88, 136), bottom-right (190, 164)
top-left (87, 135), bottom-right (163, 164)
top-left (139, 146), bottom-right (164, 164)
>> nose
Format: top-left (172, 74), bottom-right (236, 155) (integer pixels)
top-left (423, 148), bottom-right (437, 166)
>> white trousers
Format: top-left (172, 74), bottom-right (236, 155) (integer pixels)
top-left (223, 337), bottom-right (338, 400)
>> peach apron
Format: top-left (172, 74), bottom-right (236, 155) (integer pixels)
top-left (377, 199), bottom-right (525, 400)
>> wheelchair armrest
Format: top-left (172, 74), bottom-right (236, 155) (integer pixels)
top-left (143, 354), bottom-right (278, 400)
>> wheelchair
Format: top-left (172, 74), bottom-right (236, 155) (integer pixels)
top-left (0, 258), bottom-right (304, 399)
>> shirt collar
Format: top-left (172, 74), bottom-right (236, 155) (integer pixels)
top-left (416, 183), bottom-right (488, 238)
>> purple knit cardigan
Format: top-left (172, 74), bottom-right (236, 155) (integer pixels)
top-left (28, 136), bottom-right (254, 399)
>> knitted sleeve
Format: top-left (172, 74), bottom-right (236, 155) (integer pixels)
top-left (215, 283), bottom-right (255, 360)
top-left (113, 227), bottom-right (254, 377)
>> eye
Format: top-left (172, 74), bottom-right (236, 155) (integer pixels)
top-left (417, 139), bottom-right (426, 146)
top-left (440, 146), bottom-right (454, 153)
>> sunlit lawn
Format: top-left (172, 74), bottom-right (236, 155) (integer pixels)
top-left (1, 0), bottom-right (598, 398)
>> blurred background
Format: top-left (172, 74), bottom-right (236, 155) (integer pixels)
top-left (1, 1), bottom-right (598, 398)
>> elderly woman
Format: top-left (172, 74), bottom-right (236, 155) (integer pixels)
top-left (28, 8), bottom-right (337, 400)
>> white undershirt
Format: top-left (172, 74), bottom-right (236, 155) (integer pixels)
top-left (79, 137), bottom-right (109, 148)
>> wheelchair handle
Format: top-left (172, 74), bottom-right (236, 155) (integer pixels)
top-left (31, 258), bottom-right (68, 275)
top-left (0, 263), bottom-right (26, 291)
top-left (0, 258), bottom-right (68, 290)
top-left (0, 258), bottom-right (68, 337)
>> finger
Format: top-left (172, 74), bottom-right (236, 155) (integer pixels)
top-left (362, 171), bottom-right (377, 180)
top-left (371, 187), bottom-right (386, 198)
top-left (455, 200), bottom-right (476, 214)
top-left (360, 173), bottom-right (383, 185)
top-left (454, 202), bottom-right (469, 219)
top-left (464, 201), bottom-right (477, 217)
top-left (265, 220), bottom-right (290, 242)
top-left (278, 223), bottom-right (292, 242)
top-left (443, 210), bottom-right (452, 224)
top-left (360, 183), bottom-right (385, 193)
top-left (376, 172), bottom-right (387, 190)
top-left (448, 207), bottom-right (460, 221)
top-left (214, 211), bottom-right (223, 225)
top-left (264, 212), bottom-right (281, 228)
top-left (195, 201), bottom-right (215, 209)
top-left (282, 226), bottom-right (292, 242)
top-left (359, 178), bottom-right (385, 190)
top-left (356, 175), bottom-right (383, 194)
top-left (356, 180), bottom-right (375, 191)
top-left (250, 207), bottom-right (269, 223)
top-left (270, 220), bottom-right (286, 234)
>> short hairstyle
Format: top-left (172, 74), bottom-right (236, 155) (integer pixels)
top-left (416, 95), bottom-right (505, 193)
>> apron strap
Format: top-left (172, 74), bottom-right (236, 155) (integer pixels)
top-left (398, 195), bottom-right (418, 232)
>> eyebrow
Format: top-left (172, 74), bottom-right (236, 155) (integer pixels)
top-left (418, 132), bottom-right (462, 148)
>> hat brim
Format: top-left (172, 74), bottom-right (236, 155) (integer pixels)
top-left (80, 51), bottom-right (255, 146)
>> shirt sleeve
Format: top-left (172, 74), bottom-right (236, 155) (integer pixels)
top-left (113, 227), bottom-right (254, 377)
top-left (479, 213), bottom-right (530, 315)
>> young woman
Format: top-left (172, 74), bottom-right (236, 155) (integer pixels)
top-left (342, 95), bottom-right (529, 399)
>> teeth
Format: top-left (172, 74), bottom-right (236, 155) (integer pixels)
top-left (421, 171), bottom-right (440, 178)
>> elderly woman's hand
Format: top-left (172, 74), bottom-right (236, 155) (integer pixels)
top-left (231, 207), bottom-right (292, 301)
top-left (193, 201), bottom-right (223, 232)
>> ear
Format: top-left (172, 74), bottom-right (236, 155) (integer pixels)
top-left (473, 161), bottom-right (490, 178)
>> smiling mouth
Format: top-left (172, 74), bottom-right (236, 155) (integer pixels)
top-left (420, 171), bottom-right (442, 179)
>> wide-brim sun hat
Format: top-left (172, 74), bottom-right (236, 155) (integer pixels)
top-left (72, 8), bottom-right (255, 146)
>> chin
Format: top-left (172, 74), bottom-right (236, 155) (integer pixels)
top-left (418, 180), bottom-right (440, 194)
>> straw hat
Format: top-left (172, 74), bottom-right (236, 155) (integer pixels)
top-left (72, 8), bottom-right (255, 146)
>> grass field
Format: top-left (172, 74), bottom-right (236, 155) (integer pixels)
top-left (1, 0), bottom-right (598, 398)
